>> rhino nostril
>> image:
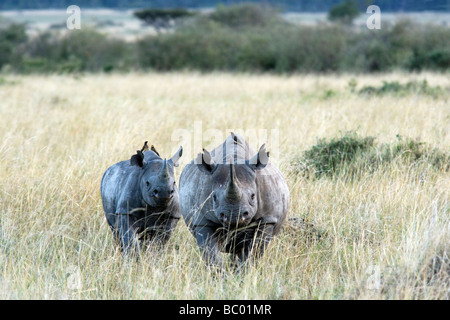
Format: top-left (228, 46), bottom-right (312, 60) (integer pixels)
top-left (242, 211), bottom-right (249, 219)
top-left (152, 189), bottom-right (159, 197)
top-left (220, 213), bottom-right (227, 222)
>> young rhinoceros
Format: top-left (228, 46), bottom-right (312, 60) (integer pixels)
top-left (101, 141), bottom-right (183, 251)
top-left (179, 133), bottom-right (289, 267)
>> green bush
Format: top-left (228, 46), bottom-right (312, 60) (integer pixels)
top-left (412, 49), bottom-right (450, 70)
top-left (137, 20), bottom-right (348, 73)
top-left (133, 8), bottom-right (196, 31)
top-left (209, 3), bottom-right (281, 28)
top-left (399, 21), bottom-right (450, 71)
top-left (0, 23), bottom-right (27, 70)
top-left (380, 135), bottom-right (449, 171)
top-left (22, 29), bottom-right (135, 73)
top-left (137, 20), bottom-right (244, 71)
top-left (59, 29), bottom-right (134, 72)
top-left (328, 0), bottom-right (360, 25)
top-left (291, 132), bottom-right (449, 179)
top-left (274, 24), bottom-right (347, 72)
top-left (134, 8), bottom-right (195, 22)
top-left (358, 80), bottom-right (446, 98)
top-left (291, 132), bottom-right (375, 178)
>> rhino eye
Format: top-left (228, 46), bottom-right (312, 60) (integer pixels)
top-left (213, 194), bottom-right (217, 202)
top-left (146, 181), bottom-right (150, 187)
top-left (251, 193), bottom-right (256, 201)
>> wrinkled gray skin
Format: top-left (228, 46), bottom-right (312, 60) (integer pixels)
top-left (179, 133), bottom-right (289, 267)
top-left (101, 145), bottom-right (183, 252)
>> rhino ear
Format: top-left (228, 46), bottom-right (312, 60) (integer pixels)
top-left (130, 150), bottom-right (146, 168)
top-left (195, 148), bottom-right (215, 174)
top-left (169, 146), bottom-right (183, 167)
top-left (247, 144), bottom-right (269, 170)
top-left (231, 132), bottom-right (238, 143)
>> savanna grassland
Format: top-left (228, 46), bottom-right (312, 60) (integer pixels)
top-left (0, 72), bottom-right (449, 299)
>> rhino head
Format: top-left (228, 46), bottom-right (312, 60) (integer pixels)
top-left (130, 141), bottom-right (183, 208)
top-left (196, 142), bottom-right (269, 228)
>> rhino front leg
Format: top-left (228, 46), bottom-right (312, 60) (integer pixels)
top-left (195, 226), bottom-right (223, 268)
top-left (236, 223), bottom-right (275, 264)
top-left (116, 214), bottom-right (139, 253)
top-left (145, 216), bottom-right (179, 248)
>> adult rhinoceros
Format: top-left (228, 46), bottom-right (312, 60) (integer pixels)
top-left (179, 133), bottom-right (289, 267)
top-left (101, 141), bottom-right (183, 252)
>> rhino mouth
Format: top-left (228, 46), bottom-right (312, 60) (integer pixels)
top-left (218, 211), bottom-right (252, 228)
top-left (146, 195), bottom-right (174, 207)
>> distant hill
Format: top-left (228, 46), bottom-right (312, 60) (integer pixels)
top-left (0, 0), bottom-right (449, 12)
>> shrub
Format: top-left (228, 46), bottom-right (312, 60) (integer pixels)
top-left (421, 49), bottom-right (450, 70)
top-left (133, 8), bottom-right (196, 31)
top-left (23, 29), bottom-right (135, 73)
top-left (134, 8), bottom-right (195, 22)
top-left (328, 0), bottom-right (360, 25)
top-left (137, 20), bottom-right (244, 71)
top-left (379, 135), bottom-right (449, 171)
top-left (358, 80), bottom-right (446, 98)
top-left (0, 23), bottom-right (27, 70)
top-left (403, 22), bottom-right (450, 71)
top-left (208, 3), bottom-right (281, 29)
top-left (291, 132), bottom-right (375, 178)
top-left (59, 29), bottom-right (134, 72)
top-left (137, 20), bottom-right (349, 73)
top-left (283, 24), bottom-right (347, 72)
top-left (291, 132), bottom-right (449, 179)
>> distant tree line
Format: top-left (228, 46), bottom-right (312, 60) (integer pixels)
top-left (0, 0), bottom-right (449, 12)
top-left (133, 8), bottom-right (197, 32)
top-left (1, 3), bottom-right (449, 74)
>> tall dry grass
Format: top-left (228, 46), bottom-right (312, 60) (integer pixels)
top-left (0, 72), bottom-right (449, 299)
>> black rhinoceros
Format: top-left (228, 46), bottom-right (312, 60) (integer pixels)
top-left (179, 133), bottom-right (289, 266)
top-left (101, 141), bottom-right (183, 251)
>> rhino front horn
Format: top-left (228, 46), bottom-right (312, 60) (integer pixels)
top-left (225, 163), bottom-right (241, 201)
top-left (159, 159), bottom-right (170, 180)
